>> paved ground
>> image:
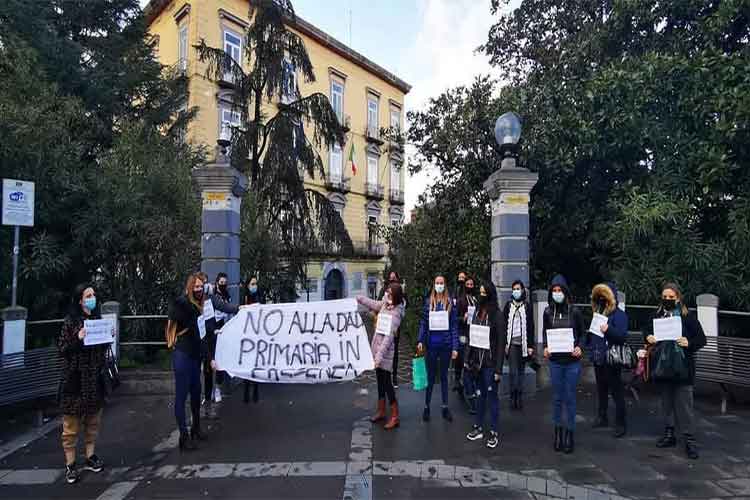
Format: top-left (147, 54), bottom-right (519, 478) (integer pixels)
top-left (2, 365), bottom-right (750, 500)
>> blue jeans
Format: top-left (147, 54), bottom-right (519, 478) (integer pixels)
top-left (476, 367), bottom-right (499, 432)
top-left (425, 346), bottom-right (451, 407)
top-left (173, 349), bottom-right (202, 433)
top-left (550, 361), bottom-right (581, 431)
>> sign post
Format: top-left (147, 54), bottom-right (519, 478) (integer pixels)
top-left (2, 178), bottom-right (34, 355)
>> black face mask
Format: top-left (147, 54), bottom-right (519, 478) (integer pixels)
top-left (194, 290), bottom-right (203, 301)
top-left (662, 298), bottom-right (677, 310)
top-left (218, 284), bottom-right (228, 294)
top-left (466, 287), bottom-right (475, 296)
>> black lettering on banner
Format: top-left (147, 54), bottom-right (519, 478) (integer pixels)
top-left (251, 368), bottom-right (265, 380)
top-left (244, 309), bottom-right (261, 335)
top-left (306, 368), bottom-right (321, 379)
top-left (345, 336), bottom-right (361, 362)
top-left (302, 342), bottom-right (316, 365)
top-left (339, 339), bottom-right (344, 359)
top-left (267, 368), bottom-right (280, 382)
top-left (290, 344), bottom-right (304, 365)
top-left (336, 312), bottom-right (348, 332)
top-left (239, 339), bottom-right (255, 365)
top-left (302, 312), bottom-right (313, 333)
top-left (273, 343), bottom-right (291, 367)
top-left (345, 363), bottom-right (357, 378)
top-left (317, 343), bottom-right (331, 364)
top-left (289, 311), bottom-right (304, 335)
top-left (326, 364), bottom-right (345, 380)
top-left (255, 339), bottom-right (268, 367)
top-left (263, 309), bottom-right (284, 336)
top-left (322, 313), bottom-right (335, 333)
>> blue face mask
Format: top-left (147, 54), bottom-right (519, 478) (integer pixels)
top-left (552, 291), bottom-right (565, 304)
top-left (512, 289), bottom-right (523, 301)
top-left (249, 286), bottom-right (258, 294)
top-left (83, 297), bottom-right (96, 311)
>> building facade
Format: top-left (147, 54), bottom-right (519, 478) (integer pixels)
top-left (145, 0), bottom-right (411, 301)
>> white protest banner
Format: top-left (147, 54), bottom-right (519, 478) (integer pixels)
top-left (547, 328), bottom-right (575, 354)
top-left (375, 312), bottom-right (393, 336)
top-left (428, 311), bottom-right (449, 331)
top-left (198, 315), bottom-right (207, 339)
top-left (203, 299), bottom-right (215, 322)
top-left (467, 306), bottom-right (476, 323)
top-left (215, 299), bottom-right (374, 383)
top-left (589, 313), bottom-right (608, 338)
top-left (469, 324), bottom-right (490, 350)
top-left (83, 319), bottom-right (115, 346)
top-left (653, 317), bottom-right (682, 342)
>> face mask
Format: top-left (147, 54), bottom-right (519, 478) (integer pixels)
top-left (249, 286), bottom-right (258, 294)
top-left (466, 287), bottom-right (474, 296)
top-left (194, 289), bottom-right (203, 301)
top-left (662, 298), bottom-right (676, 310)
top-left (83, 297), bottom-right (96, 311)
top-left (435, 284), bottom-right (445, 294)
top-left (552, 291), bottom-right (565, 304)
top-left (512, 289), bottom-right (523, 301)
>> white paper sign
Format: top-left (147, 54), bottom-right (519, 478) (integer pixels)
top-left (2, 178), bottom-right (35, 227)
top-left (467, 306), bottom-right (476, 323)
top-left (429, 311), bottom-right (449, 331)
top-left (83, 319), bottom-right (115, 346)
top-left (469, 324), bottom-right (490, 349)
top-left (589, 313), bottom-right (608, 338)
top-left (198, 315), bottom-right (207, 339)
top-left (547, 328), bottom-right (575, 353)
top-left (203, 299), bottom-right (215, 322)
top-left (653, 317), bottom-right (682, 342)
top-left (375, 312), bottom-right (393, 336)
top-left (215, 298), bottom-right (374, 383)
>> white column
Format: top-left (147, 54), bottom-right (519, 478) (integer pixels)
top-left (697, 294), bottom-right (719, 353)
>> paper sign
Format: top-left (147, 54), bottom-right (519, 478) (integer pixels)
top-left (83, 319), bottom-right (115, 346)
top-left (589, 313), bottom-right (608, 338)
top-left (2, 178), bottom-right (35, 227)
top-left (469, 324), bottom-right (491, 349)
top-left (203, 299), bottom-right (215, 322)
top-left (375, 312), bottom-right (393, 336)
top-left (547, 328), bottom-right (575, 354)
top-left (467, 306), bottom-right (476, 323)
top-left (215, 298), bottom-right (374, 383)
top-left (653, 317), bottom-right (682, 342)
top-left (429, 311), bottom-right (449, 331)
top-left (198, 315), bottom-right (207, 339)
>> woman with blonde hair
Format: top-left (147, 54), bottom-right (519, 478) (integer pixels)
top-left (417, 275), bottom-right (459, 422)
top-left (643, 282), bottom-right (706, 459)
top-left (169, 272), bottom-right (207, 451)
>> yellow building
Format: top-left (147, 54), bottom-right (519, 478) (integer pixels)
top-left (145, 0), bottom-right (411, 301)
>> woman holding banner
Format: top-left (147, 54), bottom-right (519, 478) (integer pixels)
top-left (465, 281), bottom-right (505, 449)
top-left (542, 274), bottom-right (585, 454)
top-left (57, 284), bottom-right (107, 484)
top-left (643, 282), bottom-right (706, 459)
top-left (357, 283), bottom-right (405, 430)
top-left (417, 275), bottom-right (459, 423)
top-left (169, 272), bottom-right (207, 451)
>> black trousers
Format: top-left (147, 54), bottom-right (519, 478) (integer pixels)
top-left (594, 364), bottom-right (626, 425)
top-left (376, 368), bottom-right (396, 403)
top-left (392, 332), bottom-right (400, 384)
top-left (202, 332), bottom-right (225, 401)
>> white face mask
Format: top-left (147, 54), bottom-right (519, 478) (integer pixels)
top-left (512, 289), bottom-right (523, 301)
top-left (434, 284), bottom-right (445, 294)
top-left (552, 291), bottom-right (565, 304)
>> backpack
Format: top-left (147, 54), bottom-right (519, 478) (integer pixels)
top-left (165, 319), bottom-right (188, 349)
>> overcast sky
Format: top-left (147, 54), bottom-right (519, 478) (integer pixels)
top-left (140, 0), bottom-right (515, 217)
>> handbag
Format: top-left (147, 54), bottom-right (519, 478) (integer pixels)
top-left (607, 343), bottom-right (637, 369)
top-left (99, 346), bottom-right (120, 398)
top-left (650, 342), bottom-right (690, 383)
top-left (412, 355), bottom-right (427, 391)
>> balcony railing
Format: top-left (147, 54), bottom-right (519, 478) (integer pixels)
top-left (365, 125), bottom-right (384, 145)
top-left (325, 175), bottom-right (351, 194)
top-left (308, 239), bottom-right (386, 259)
top-left (338, 113), bottom-right (351, 132)
top-left (364, 182), bottom-right (384, 200)
top-left (389, 189), bottom-right (404, 205)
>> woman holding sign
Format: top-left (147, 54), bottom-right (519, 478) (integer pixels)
top-left (168, 272), bottom-right (208, 451)
top-left (456, 275), bottom-right (478, 413)
top-left (502, 280), bottom-right (535, 411)
top-left (57, 284), bottom-right (108, 484)
top-left (417, 275), bottom-right (459, 422)
top-left (542, 274), bottom-right (585, 454)
top-left (465, 281), bottom-right (505, 449)
top-left (587, 283), bottom-right (629, 437)
top-left (357, 283), bottom-right (405, 430)
top-left (643, 283), bottom-right (706, 459)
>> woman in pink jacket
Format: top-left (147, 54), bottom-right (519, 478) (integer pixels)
top-left (357, 283), bottom-right (405, 430)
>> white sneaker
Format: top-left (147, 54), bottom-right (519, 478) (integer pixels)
top-left (213, 387), bottom-right (222, 403)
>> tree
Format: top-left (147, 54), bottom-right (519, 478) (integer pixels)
top-left (195, 0), bottom-right (351, 300)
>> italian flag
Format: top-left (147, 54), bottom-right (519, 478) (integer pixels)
top-left (348, 142), bottom-right (357, 175)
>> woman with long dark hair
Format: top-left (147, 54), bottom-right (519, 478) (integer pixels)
top-left (502, 280), bottom-right (534, 410)
top-left (58, 283), bottom-right (108, 484)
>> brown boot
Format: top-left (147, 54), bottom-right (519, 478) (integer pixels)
top-left (371, 399), bottom-right (386, 423)
top-left (384, 401), bottom-right (400, 430)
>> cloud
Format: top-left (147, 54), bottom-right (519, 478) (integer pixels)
top-left (398, 0), bottom-right (511, 219)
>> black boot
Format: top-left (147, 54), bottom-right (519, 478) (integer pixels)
top-left (685, 434), bottom-right (699, 459)
top-left (553, 426), bottom-right (563, 452)
top-left (656, 426), bottom-right (677, 448)
top-left (179, 431), bottom-right (196, 451)
top-left (191, 412), bottom-right (207, 441)
top-left (563, 429), bottom-right (575, 454)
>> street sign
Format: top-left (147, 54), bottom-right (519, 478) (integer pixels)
top-left (2, 178), bottom-right (35, 227)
